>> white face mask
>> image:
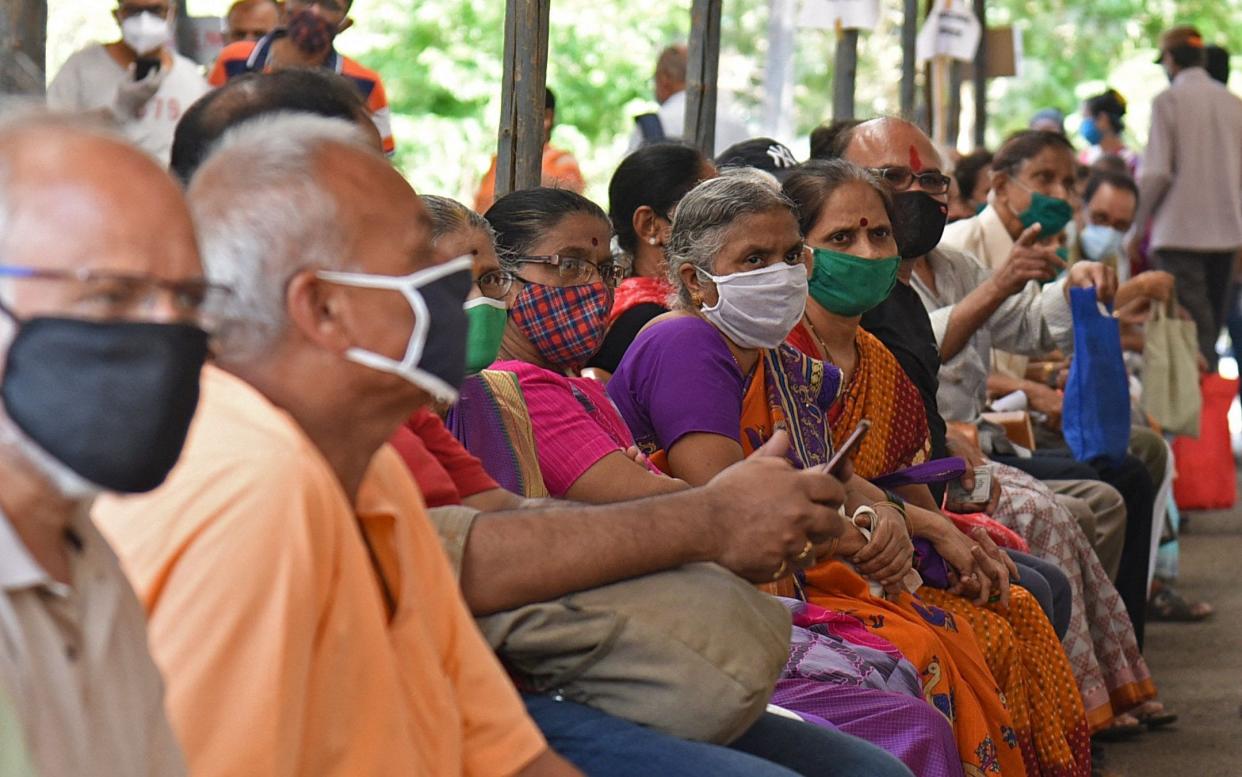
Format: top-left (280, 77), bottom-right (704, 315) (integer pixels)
top-left (121, 11), bottom-right (172, 56)
top-left (697, 262), bottom-right (808, 350)
top-left (315, 256), bottom-right (474, 404)
top-left (1079, 223), bottom-right (1125, 262)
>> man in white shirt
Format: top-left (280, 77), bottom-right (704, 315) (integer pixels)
top-left (0, 113), bottom-right (216, 776)
top-left (47, 0), bottom-right (208, 164)
top-left (627, 44), bottom-right (750, 155)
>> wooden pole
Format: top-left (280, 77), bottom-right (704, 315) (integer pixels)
top-left (173, 0), bottom-right (200, 62)
top-left (900, 0), bottom-right (918, 120)
top-left (972, 0), bottom-right (987, 147)
top-left (0, 0), bottom-right (46, 96)
top-left (495, 0), bottom-right (550, 199)
top-left (761, 0), bottom-right (795, 140)
top-left (946, 60), bottom-right (962, 149)
top-left (685, 0), bottom-right (721, 156)
top-left (832, 27), bottom-right (859, 121)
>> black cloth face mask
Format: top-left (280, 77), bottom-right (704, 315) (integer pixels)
top-left (1, 316), bottom-right (209, 493)
top-left (891, 191), bottom-right (950, 260)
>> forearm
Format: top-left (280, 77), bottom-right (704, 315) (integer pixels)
top-left (906, 502), bottom-right (952, 541)
top-left (459, 488), bottom-right (715, 615)
top-left (940, 279), bottom-right (1009, 361)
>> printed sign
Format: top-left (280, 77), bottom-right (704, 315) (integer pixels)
top-left (916, 0), bottom-right (982, 62)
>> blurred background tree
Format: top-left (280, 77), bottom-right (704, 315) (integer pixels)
top-left (46, 0), bottom-right (1242, 205)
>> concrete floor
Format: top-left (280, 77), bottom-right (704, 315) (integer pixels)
top-left (1099, 506), bottom-right (1242, 776)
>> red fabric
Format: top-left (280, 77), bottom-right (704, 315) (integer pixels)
top-left (608, 276), bottom-right (674, 326)
top-left (1173, 374), bottom-right (1238, 510)
top-left (390, 409), bottom-right (499, 507)
top-left (943, 511), bottom-right (1030, 552)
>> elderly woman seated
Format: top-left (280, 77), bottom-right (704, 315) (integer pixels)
top-left (606, 170), bottom-right (1096, 776)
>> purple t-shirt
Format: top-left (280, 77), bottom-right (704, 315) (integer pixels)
top-left (608, 316), bottom-right (752, 454)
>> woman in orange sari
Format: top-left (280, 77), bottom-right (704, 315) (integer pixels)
top-left (607, 170), bottom-right (1030, 776)
top-left (779, 160), bottom-right (1091, 776)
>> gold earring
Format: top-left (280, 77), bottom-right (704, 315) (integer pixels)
top-left (691, 292), bottom-right (702, 306)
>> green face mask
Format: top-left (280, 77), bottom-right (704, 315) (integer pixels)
top-left (808, 247), bottom-right (901, 317)
top-left (464, 297), bottom-right (507, 374)
top-left (1017, 191), bottom-right (1074, 237)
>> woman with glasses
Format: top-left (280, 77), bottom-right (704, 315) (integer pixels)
top-left (444, 185), bottom-right (968, 777)
top-left (587, 143), bottom-right (717, 378)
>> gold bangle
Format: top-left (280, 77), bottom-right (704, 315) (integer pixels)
top-left (795, 539), bottom-right (815, 563)
top-left (771, 559), bottom-right (789, 581)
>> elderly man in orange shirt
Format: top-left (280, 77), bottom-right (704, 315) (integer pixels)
top-left (94, 114), bottom-right (578, 777)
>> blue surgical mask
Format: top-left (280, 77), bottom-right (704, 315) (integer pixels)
top-left (1080, 116), bottom-right (1103, 146)
top-left (1079, 224), bottom-right (1125, 262)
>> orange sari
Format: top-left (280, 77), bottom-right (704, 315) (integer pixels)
top-left (733, 346), bottom-right (1028, 777)
top-left (790, 325), bottom-right (1090, 777)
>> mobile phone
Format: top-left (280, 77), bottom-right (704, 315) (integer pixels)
top-left (134, 57), bottom-right (162, 81)
top-left (947, 465), bottom-right (993, 505)
top-left (823, 419), bottom-right (870, 475)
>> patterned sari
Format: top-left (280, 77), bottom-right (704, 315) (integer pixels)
top-left (733, 345), bottom-right (1028, 777)
top-left (786, 325), bottom-right (1091, 777)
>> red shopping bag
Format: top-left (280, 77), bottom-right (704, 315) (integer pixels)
top-left (1172, 374), bottom-right (1238, 510)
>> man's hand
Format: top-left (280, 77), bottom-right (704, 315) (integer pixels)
top-left (992, 224), bottom-right (1063, 295)
top-left (112, 63), bottom-right (166, 121)
top-left (1137, 270), bottom-right (1175, 303)
top-left (703, 431), bottom-right (847, 582)
top-left (1024, 382), bottom-right (1063, 428)
top-left (1065, 260), bottom-right (1118, 305)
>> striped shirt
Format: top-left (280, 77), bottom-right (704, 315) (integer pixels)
top-left (208, 33), bottom-right (394, 154)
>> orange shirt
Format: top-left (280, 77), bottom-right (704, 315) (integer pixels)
top-left (94, 366), bottom-right (546, 777)
top-left (209, 36), bottom-right (395, 154)
top-left (474, 145), bottom-right (586, 212)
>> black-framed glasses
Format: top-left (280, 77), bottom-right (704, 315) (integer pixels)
top-left (476, 269), bottom-right (518, 300)
top-left (0, 265), bottom-right (231, 327)
top-left (514, 255), bottom-right (623, 289)
top-left (867, 167), bottom-right (952, 195)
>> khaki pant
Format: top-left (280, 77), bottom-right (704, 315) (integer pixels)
top-left (1046, 479), bottom-right (1127, 581)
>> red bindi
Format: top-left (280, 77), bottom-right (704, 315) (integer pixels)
top-left (909, 145), bottom-right (924, 173)
top-left (859, 217), bottom-right (869, 227)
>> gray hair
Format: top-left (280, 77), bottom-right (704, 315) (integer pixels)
top-left (421, 194), bottom-right (495, 247)
top-left (188, 112), bottom-right (374, 361)
top-left (665, 168), bottom-right (796, 307)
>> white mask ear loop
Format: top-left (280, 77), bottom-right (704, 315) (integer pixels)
top-left (315, 255), bottom-right (473, 401)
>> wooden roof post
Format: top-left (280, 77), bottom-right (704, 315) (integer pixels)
top-left (685, 0), bottom-right (722, 156)
top-left (0, 0), bottom-right (46, 96)
top-left (900, 0), bottom-right (918, 119)
top-left (832, 23), bottom-right (859, 120)
top-left (496, 0), bottom-right (550, 199)
top-left (972, 0), bottom-right (987, 147)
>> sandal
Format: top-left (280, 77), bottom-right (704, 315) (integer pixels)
top-left (1092, 714), bottom-right (1145, 742)
top-left (1132, 701), bottom-right (1179, 729)
top-left (1149, 586), bottom-right (1214, 622)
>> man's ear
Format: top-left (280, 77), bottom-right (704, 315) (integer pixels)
top-left (286, 270), bottom-right (353, 353)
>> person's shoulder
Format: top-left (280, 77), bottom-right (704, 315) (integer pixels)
top-left (216, 40), bottom-right (258, 62)
top-left (54, 42), bottom-right (110, 73)
top-left (339, 54), bottom-right (385, 92)
top-left (940, 213), bottom-right (979, 246)
top-left (633, 313), bottom-right (723, 352)
top-left (929, 243), bottom-right (984, 272)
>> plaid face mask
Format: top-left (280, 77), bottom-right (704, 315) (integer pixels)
top-left (510, 280), bottom-right (612, 371)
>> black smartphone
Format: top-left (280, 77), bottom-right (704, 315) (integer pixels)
top-left (134, 57), bottom-right (161, 81)
top-left (823, 419), bottom-right (870, 475)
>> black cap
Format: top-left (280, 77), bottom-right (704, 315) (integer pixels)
top-left (715, 137), bottom-right (800, 181)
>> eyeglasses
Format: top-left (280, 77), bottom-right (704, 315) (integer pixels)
top-left (514, 255), bottom-right (623, 289)
top-left (0, 266), bottom-right (231, 329)
top-left (476, 269), bottom-right (518, 300)
top-left (867, 167), bottom-right (952, 195)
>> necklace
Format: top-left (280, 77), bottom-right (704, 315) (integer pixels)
top-left (802, 314), bottom-right (838, 365)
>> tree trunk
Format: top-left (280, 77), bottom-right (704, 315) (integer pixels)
top-left (685, 0), bottom-right (721, 156)
top-left (495, 0), bottom-right (550, 199)
top-left (0, 0), bottom-right (46, 96)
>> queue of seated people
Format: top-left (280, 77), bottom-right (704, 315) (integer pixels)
top-left (0, 60), bottom-right (1209, 777)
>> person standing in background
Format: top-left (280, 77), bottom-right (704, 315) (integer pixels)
top-left (46, 0), bottom-right (208, 164)
top-left (225, 0), bottom-right (280, 44)
top-left (1078, 89), bottom-right (1138, 177)
top-left (1132, 25), bottom-right (1242, 370)
top-left (627, 44), bottom-right (750, 155)
top-left (473, 88), bottom-right (585, 213)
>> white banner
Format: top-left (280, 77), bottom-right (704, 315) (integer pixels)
top-left (798, 0), bottom-right (882, 32)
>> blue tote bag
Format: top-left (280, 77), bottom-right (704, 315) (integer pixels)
top-left (1063, 286), bottom-right (1130, 467)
